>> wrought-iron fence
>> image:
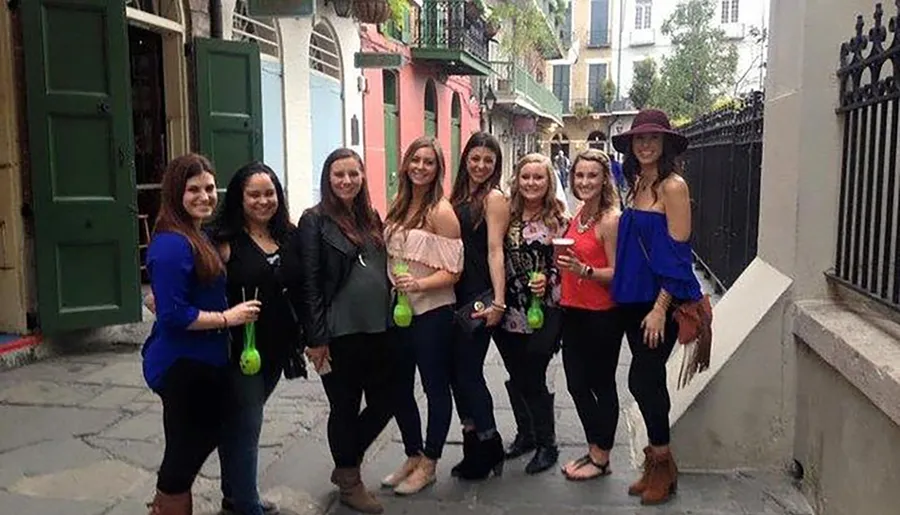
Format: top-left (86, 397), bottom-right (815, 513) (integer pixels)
top-left (831, 3), bottom-right (900, 309)
top-left (680, 91), bottom-right (764, 290)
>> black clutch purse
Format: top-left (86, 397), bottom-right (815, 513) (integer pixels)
top-left (453, 289), bottom-right (494, 335)
top-left (283, 342), bottom-right (308, 380)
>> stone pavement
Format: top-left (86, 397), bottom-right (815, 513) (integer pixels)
top-left (0, 339), bottom-right (812, 515)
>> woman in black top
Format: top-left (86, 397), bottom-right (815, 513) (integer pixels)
top-left (448, 132), bottom-right (511, 480)
top-left (206, 162), bottom-right (302, 515)
top-left (295, 148), bottom-right (394, 514)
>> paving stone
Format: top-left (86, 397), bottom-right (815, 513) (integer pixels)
top-left (0, 405), bottom-right (122, 453)
top-left (0, 438), bottom-right (108, 489)
top-left (83, 386), bottom-right (143, 409)
top-left (0, 380), bottom-right (103, 407)
top-left (84, 436), bottom-right (162, 471)
top-left (0, 491), bottom-right (109, 515)
top-left (78, 361), bottom-right (145, 387)
top-left (98, 411), bottom-right (163, 442)
top-left (9, 459), bottom-right (151, 502)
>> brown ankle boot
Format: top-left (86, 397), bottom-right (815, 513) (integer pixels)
top-left (640, 449), bottom-right (678, 505)
top-left (147, 490), bottom-right (192, 515)
top-left (331, 467), bottom-right (384, 514)
top-left (627, 446), bottom-right (652, 496)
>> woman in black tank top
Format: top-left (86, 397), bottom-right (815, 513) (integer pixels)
top-left (447, 132), bottom-right (510, 480)
top-left (207, 162), bottom-right (301, 515)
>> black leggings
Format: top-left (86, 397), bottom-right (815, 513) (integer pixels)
top-left (561, 308), bottom-right (624, 450)
top-left (621, 303), bottom-right (679, 446)
top-left (321, 331), bottom-right (396, 468)
top-left (157, 359), bottom-right (230, 494)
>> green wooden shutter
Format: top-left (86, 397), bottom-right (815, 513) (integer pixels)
top-left (21, 0), bottom-right (140, 333)
top-left (384, 105), bottom-right (400, 203)
top-left (194, 38), bottom-right (264, 186)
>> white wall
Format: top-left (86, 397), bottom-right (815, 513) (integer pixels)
top-left (609, 0), bottom-right (769, 100)
top-left (279, 4), bottom-right (365, 221)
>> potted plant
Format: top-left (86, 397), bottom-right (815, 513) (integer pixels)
top-left (353, 0), bottom-right (391, 24)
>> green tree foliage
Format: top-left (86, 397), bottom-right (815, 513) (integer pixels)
top-left (629, 58), bottom-right (658, 109)
top-left (648, 0), bottom-right (738, 119)
top-left (489, 1), bottom-right (557, 66)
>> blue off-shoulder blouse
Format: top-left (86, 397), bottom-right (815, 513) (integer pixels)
top-left (612, 209), bottom-right (702, 304)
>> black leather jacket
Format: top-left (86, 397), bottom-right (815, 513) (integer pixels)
top-left (293, 208), bottom-right (362, 348)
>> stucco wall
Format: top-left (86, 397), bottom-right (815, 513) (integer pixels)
top-left (360, 26), bottom-right (480, 215)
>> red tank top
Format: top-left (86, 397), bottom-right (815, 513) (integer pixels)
top-left (559, 216), bottom-right (615, 311)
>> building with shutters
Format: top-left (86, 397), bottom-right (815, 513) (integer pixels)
top-left (0, 0), bottom-right (352, 353)
top-left (358, 2), bottom-right (485, 215)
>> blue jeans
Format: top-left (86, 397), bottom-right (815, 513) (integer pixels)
top-left (451, 326), bottom-right (497, 434)
top-left (394, 306), bottom-right (454, 460)
top-left (219, 364), bottom-right (281, 515)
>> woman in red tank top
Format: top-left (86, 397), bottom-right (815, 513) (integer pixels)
top-left (556, 149), bottom-right (625, 481)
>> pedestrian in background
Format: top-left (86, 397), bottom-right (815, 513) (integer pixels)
top-left (296, 148), bottom-right (396, 513)
top-left (382, 137), bottom-right (463, 496)
top-left (447, 132), bottom-right (509, 481)
top-left (557, 149), bottom-right (624, 482)
top-left (143, 154), bottom-right (260, 515)
top-left (494, 153), bottom-right (567, 475)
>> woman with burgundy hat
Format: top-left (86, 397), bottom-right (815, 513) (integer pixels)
top-left (610, 109), bottom-right (704, 505)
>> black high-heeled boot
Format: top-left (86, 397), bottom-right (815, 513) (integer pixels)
top-left (458, 432), bottom-right (505, 481)
top-left (525, 392), bottom-right (559, 475)
top-left (450, 429), bottom-right (477, 477)
top-left (504, 380), bottom-right (535, 460)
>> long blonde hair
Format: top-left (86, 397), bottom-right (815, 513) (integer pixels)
top-left (385, 137), bottom-right (446, 236)
top-left (570, 149), bottom-right (619, 215)
top-left (508, 153), bottom-right (567, 233)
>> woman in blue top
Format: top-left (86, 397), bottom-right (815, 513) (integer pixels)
top-left (610, 110), bottom-right (703, 506)
top-left (143, 154), bottom-right (261, 515)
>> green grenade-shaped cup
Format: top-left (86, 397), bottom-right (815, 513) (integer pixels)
top-left (393, 262), bottom-right (413, 328)
top-left (240, 320), bottom-right (262, 375)
top-left (526, 272), bottom-right (545, 330)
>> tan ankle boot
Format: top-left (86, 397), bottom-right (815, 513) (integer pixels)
top-left (147, 490), bottom-right (192, 515)
top-left (381, 454), bottom-right (422, 488)
top-left (394, 458), bottom-right (436, 496)
top-left (640, 449), bottom-right (678, 505)
top-left (331, 467), bottom-right (383, 514)
top-left (627, 446), bottom-right (652, 496)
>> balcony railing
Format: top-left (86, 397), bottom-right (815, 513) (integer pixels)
top-left (489, 61), bottom-right (563, 121)
top-left (563, 97), bottom-right (610, 115)
top-left (414, 0), bottom-right (488, 63)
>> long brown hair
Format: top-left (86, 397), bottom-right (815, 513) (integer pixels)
top-left (508, 153), bottom-right (567, 233)
top-left (570, 149), bottom-right (620, 215)
top-left (154, 153), bottom-right (224, 283)
top-left (315, 148), bottom-right (383, 247)
top-left (449, 132), bottom-right (503, 227)
top-left (385, 137), bottom-right (446, 236)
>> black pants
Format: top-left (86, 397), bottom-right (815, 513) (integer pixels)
top-left (157, 358), bottom-right (230, 494)
top-left (321, 331), bottom-right (396, 468)
top-left (450, 325), bottom-right (497, 434)
top-left (621, 303), bottom-right (679, 446)
top-left (561, 308), bottom-right (624, 451)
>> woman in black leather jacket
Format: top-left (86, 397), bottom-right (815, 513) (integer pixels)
top-left (292, 148), bottom-right (395, 514)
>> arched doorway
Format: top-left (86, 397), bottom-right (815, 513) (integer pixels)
top-left (424, 80), bottom-right (438, 137)
top-left (451, 93), bottom-right (462, 180)
top-left (309, 20), bottom-right (344, 202)
top-left (551, 133), bottom-right (570, 159)
top-left (587, 130), bottom-right (607, 151)
top-left (383, 70), bottom-right (400, 203)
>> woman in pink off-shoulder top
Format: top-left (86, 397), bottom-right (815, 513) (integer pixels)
top-left (380, 137), bottom-right (464, 496)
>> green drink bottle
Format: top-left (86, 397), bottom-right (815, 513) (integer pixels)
top-left (240, 320), bottom-right (262, 375)
top-left (392, 262), bottom-right (413, 328)
top-left (526, 271), bottom-right (545, 330)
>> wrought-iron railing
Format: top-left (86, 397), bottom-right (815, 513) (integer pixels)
top-left (488, 61), bottom-right (563, 120)
top-left (679, 91), bottom-right (764, 291)
top-left (564, 97), bottom-right (610, 115)
top-left (415, 0), bottom-right (489, 62)
top-left (831, 3), bottom-right (900, 309)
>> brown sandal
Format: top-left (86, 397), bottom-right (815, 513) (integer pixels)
top-left (562, 454), bottom-right (612, 481)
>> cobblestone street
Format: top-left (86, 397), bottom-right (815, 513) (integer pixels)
top-left (0, 336), bottom-right (811, 515)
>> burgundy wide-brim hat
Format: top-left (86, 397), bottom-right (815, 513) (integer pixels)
top-left (611, 109), bottom-right (689, 155)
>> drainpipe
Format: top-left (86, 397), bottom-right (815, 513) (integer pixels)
top-left (210, 0), bottom-right (223, 38)
top-left (615, 0), bottom-right (624, 101)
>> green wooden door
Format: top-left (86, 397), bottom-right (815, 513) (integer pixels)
top-left (22, 0), bottom-right (140, 333)
top-left (195, 38), bottom-right (263, 186)
top-left (425, 113), bottom-right (437, 137)
top-left (384, 104), bottom-right (400, 203)
top-left (451, 94), bottom-right (461, 180)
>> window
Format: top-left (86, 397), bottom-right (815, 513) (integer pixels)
top-left (553, 65), bottom-right (571, 112)
top-left (589, 0), bottom-right (610, 46)
top-left (588, 63), bottom-right (608, 111)
top-left (635, 0), bottom-right (651, 30)
top-left (721, 0), bottom-right (739, 23)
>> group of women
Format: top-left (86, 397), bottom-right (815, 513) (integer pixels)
top-left (141, 108), bottom-right (704, 515)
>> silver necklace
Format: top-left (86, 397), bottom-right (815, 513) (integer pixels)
top-left (577, 212), bottom-right (597, 233)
